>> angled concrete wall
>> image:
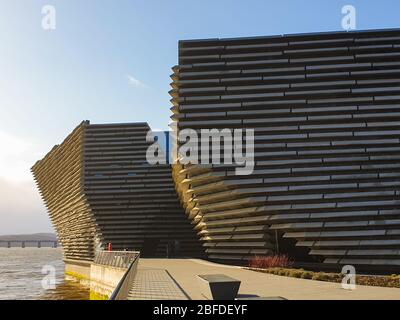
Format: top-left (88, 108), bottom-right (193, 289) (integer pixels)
top-left (170, 29), bottom-right (400, 269)
top-left (32, 123), bottom-right (96, 261)
top-left (32, 121), bottom-right (203, 261)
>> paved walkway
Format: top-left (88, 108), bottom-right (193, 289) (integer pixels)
top-left (127, 268), bottom-right (188, 300)
top-left (135, 258), bottom-right (400, 300)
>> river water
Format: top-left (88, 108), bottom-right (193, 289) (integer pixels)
top-left (0, 248), bottom-right (90, 300)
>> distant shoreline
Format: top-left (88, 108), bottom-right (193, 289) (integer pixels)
top-left (0, 232), bottom-right (57, 241)
top-left (0, 233), bottom-right (58, 248)
top-left (0, 246), bottom-right (60, 249)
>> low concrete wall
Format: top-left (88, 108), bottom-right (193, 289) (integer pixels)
top-left (64, 259), bottom-right (127, 299)
top-left (90, 263), bottom-right (127, 298)
top-left (65, 259), bottom-right (91, 282)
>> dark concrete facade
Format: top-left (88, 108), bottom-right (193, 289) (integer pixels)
top-left (170, 29), bottom-right (400, 269)
top-left (32, 121), bottom-right (203, 261)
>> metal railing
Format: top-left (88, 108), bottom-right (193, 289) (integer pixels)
top-left (109, 252), bottom-right (141, 300)
top-left (94, 250), bottom-right (139, 269)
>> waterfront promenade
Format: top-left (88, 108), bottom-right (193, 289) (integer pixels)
top-left (134, 259), bottom-right (400, 300)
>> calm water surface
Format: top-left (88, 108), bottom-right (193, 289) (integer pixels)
top-left (0, 248), bottom-right (89, 300)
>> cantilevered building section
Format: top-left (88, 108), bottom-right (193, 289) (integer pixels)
top-left (32, 124), bottom-right (96, 261)
top-left (32, 121), bottom-right (203, 261)
top-left (170, 29), bottom-right (400, 269)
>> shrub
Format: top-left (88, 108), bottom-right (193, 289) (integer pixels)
top-left (249, 266), bottom-right (400, 288)
top-left (330, 273), bottom-right (343, 281)
top-left (301, 271), bottom-right (314, 279)
top-left (248, 254), bottom-right (294, 269)
top-left (312, 272), bottom-right (331, 281)
top-left (272, 268), bottom-right (280, 275)
top-left (279, 269), bottom-right (288, 276)
top-left (289, 270), bottom-right (303, 278)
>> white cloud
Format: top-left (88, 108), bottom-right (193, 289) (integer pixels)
top-left (0, 178), bottom-right (53, 235)
top-left (0, 131), bottom-right (52, 234)
top-left (0, 131), bottom-right (44, 182)
top-left (126, 74), bottom-right (147, 88)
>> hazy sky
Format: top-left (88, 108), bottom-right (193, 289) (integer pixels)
top-left (0, 0), bottom-right (399, 235)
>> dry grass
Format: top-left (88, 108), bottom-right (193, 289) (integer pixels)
top-left (247, 266), bottom-right (400, 288)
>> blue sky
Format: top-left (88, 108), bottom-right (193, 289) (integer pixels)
top-left (0, 0), bottom-right (399, 234)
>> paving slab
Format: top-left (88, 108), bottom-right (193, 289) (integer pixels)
top-left (137, 259), bottom-right (400, 300)
top-left (127, 268), bottom-right (188, 300)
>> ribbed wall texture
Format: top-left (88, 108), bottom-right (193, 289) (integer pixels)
top-left (32, 121), bottom-right (203, 261)
top-left (31, 123), bottom-right (96, 261)
top-left (170, 29), bottom-right (400, 268)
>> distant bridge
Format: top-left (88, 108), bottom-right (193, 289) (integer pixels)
top-left (0, 240), bottom-right (58, 248)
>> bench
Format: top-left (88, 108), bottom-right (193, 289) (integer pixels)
top-left (197, 274), bottom-right (241, 300)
